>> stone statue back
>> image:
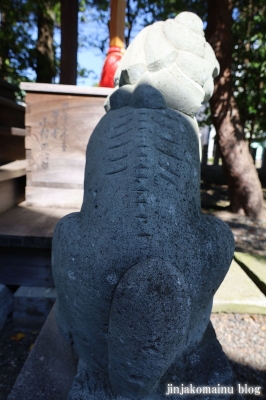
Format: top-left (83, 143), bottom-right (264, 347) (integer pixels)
top-left (52, 12), bottom-right (235, 400)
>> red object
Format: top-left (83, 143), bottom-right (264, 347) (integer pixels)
top-left (99, 46), bottom-right (123, 88)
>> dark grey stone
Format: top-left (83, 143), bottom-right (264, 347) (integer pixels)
top-left (0, 284), bottom-right (13, 330)
top-left (7, 306), bottom-right (243, 400)
top-left (51, 11), bottom-right (235, 400)
top-left (52, 101), bottom-right (235, 399)
top-left (7, 304), bottom-right (77, 400)
top-left (13, 286), bottom-right (57, 329)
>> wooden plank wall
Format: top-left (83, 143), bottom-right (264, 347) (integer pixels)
top-left (0, 176), bottom-right (26, 214)
top-left (0, 135), bottom-right (25, 165)
top-left (24, 88), bottom-right (110, 208)
top-left (0, 80), bottom-right (26, 213)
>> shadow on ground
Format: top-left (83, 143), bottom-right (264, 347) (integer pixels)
top-left (229, 360), bottom-right (266, 400)
top-left (201, 182), bottom-right (266, 257)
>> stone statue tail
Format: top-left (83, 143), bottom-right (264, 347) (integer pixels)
top-left (108, 258), bottom-right (191, 399)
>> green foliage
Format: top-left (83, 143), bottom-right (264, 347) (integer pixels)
top-left (0, 0), bottom-right (62, 86)
top-left (0, 0), bottom-right (95, 87)
top-left (79, 0), bottom-right (207, 55)
top-left (133, 0), bottom-right (207, 24)
top-left (138, 0), bottom-right (266, 144)
top-left (76, 0), bottom-right (109, 55)
top-left (0, 0), bottom-right (36, 86)
top-left (1, 0), bottom-right (266, 145)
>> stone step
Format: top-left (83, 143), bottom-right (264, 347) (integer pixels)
top-left (13, 286), bottom-right (57, 329)
top-left (213, 260), bottom-right (266, 314)
top-left (7, 304), bottom-right (77, 400)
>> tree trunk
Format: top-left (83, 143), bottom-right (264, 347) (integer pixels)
top-left (60, 0), bottom-right (78, 85)
top-left (36, 2), bottom-right (55, 83)
top-left (205, 0), bottom-right (264, 219)
top-left (0, 11), bottom-right (9, 79)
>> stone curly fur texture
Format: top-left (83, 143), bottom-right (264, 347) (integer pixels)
top-left (111, 12), bottom-right (219, 116)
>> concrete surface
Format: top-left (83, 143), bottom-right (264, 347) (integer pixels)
top-left (234, 252), bottom-right (266, 288)
top-left (213, 260), bottom-right (266, 314)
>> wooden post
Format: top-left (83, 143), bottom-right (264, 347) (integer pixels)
top-left (110, 0), bottom-right (126, 48)
top-left (20, 82), bottom-right (112, 208)
top-left (60, 0), bottom-right (79, 85)
top-left (99, 0), bottom-right (126, 87)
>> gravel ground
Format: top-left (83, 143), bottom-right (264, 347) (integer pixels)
top-left (0, 318), bottom-right (39, 400)
top-left (211, 313), bottom-right (266, 400)
top-left (0, 184), bottom-right (265, 399)
top-left (0, 314), bottom-right (265, 399)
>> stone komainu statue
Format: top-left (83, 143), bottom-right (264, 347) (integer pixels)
top-left (52, 12), bottom-right (235, 400)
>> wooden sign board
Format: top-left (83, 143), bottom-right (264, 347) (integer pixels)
top-left (21, 83), bottom-right (112, 208)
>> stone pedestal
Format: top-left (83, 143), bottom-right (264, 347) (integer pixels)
top-left (7, 304), bottom-right (77, 400)
top-left (8, 304), bottom-right (242, 400)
